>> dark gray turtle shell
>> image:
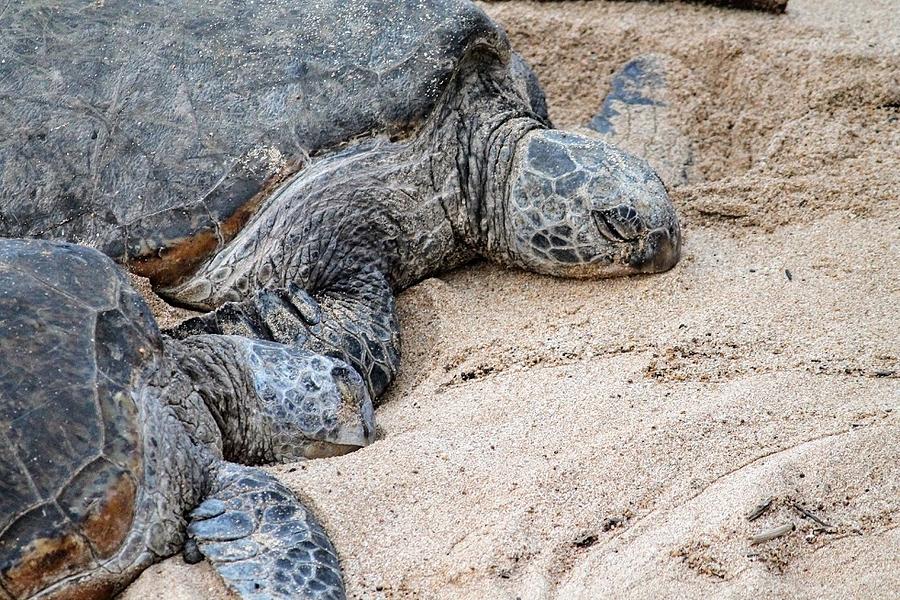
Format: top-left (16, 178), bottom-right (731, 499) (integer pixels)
top-left (0, 239), bottom-right (160, 599)
top-left (0, 0), bottom-right (508, 284)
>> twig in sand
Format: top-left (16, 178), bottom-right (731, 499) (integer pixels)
top-left (747, 496), bottom-right (775, 521)
top-left (750, 522), bottom-right (795, 545)
top-left (792, 503), bottom-right (834, 529)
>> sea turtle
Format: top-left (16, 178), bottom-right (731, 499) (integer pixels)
top-left (0, 238), bottom-right (373, 599)
top-left (0, 0), bottom-right (680, 402)
top-left (1, 0), bottom-right (681, 597)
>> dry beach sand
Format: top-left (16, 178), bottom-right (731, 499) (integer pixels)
top-left (124, 0), bottom-right (899, 598)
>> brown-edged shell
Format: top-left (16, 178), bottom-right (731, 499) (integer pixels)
top-left (0, 0), bottom-right (507, 287)
top-left (0, 239), bottom-right (161, 599)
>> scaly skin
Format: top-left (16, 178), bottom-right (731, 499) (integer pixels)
top-left (32, 323), bottom-right (369, 600)
top-left (169, 335), bottom-right (375, 463)
top-left (152, 335), bottom-right (372, 600)
top-left (2, 1), bottom-right (682, 598)
top-left (162, 47), bottom-right (680, 402)
top-left (0, 240), bottom-right (371, 599)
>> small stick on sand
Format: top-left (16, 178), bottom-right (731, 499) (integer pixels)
top-left (692, 0), bottom-right (788, 12)
top-left (604, 1), bottom-right (789, 14)
top-left (792, 503), bottom-right (833, 529)
top-left (487, 1), bottom-right (790, 15)
top-left (750, 522), bottom-right (795, 545)
top-left (747, 496), bottom-right (775, 521)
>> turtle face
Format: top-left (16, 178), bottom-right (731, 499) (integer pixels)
top-left (502, 130), bottom-right (680, 278)
top-left (243, 340), bottom-right (376, 461)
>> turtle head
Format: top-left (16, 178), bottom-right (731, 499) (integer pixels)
top-left (239, 340), bottom-right (376, 461)
top-left (497, 129), bottom-right (680, 277)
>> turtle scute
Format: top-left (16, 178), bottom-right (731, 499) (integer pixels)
top-left (0, 240), bottom-right (157, 599)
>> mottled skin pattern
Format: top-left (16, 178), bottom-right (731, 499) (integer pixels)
top-left (0, 0), bottom-right (681, 598)
top-left (0, 240), bottom-right (372, 599)
top-left (163, 55), bottom-right (679, 399)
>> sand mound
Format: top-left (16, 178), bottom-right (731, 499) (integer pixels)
top-left (124, 1), bottom-right (898, 598)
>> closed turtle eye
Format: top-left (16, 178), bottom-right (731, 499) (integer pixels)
top-left (590, 208), bottom-right (631, 242)
top-left (591, 210), bottom-right (622, 242)
top-left (591, 205), bottom-right (644, 242)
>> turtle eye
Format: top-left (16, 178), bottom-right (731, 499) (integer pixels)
top-left (591, 207), bottom-right (642, 242)
top-left (591, 209), bottom-right (623, 242)
top-left (591, 205), bottom-right (645, 242)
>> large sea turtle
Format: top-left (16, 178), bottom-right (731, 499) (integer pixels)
top-left (1, 0), bottom-right (681, 598)
top-left (0, 238), bottom-right (371, 599)
top-left (0, 0), bottom-right (679, 400)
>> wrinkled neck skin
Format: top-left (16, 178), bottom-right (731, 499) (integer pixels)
top-left (156, 336), bottom-right (261, 464)
top-left (423, 56), bottom-right (549, 263)
top-left (157, 336), bottom-right (295, 465)
top-left (157, 334), bottom-right (372, 464)
top-left (169, 48), bottom-right (546, 308)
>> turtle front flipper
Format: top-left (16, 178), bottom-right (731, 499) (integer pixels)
top-left (186, 463), bottom-right (344, 600)
top-left (167, 269), bottom-right (400, 402)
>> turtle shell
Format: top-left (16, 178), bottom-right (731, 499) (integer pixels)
top-left (0, 239), bottom-right (161, 599)
top-left (0, 0), bottom-right (508, 284)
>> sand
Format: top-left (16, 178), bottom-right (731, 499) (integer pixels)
top-left (122, 0), bottom-right (899, 598)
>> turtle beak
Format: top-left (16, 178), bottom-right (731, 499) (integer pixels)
top-left (301, 406), bottom-right (375, 458)
top-left (630, 223), bottom-right (681, 273)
